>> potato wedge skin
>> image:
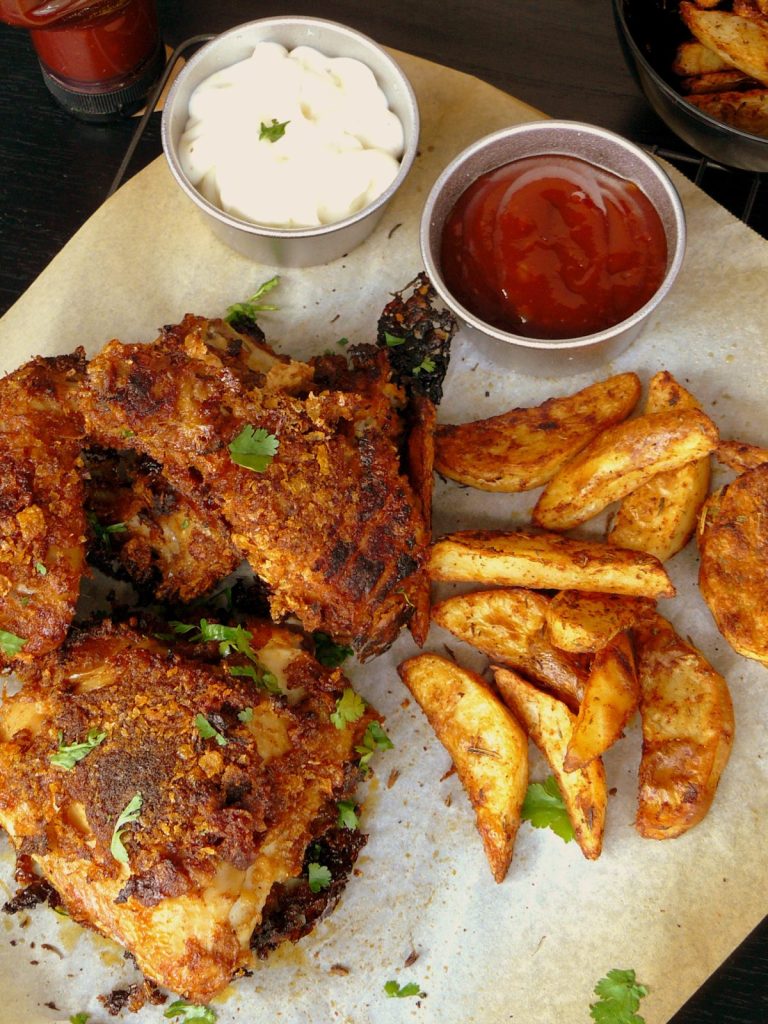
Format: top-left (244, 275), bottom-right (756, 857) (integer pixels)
top-left (563, 631), bottom-right (639, 772)
top-left (680, 2), bottom-right (768, 86)
top-left (493, 666), bottom-right (607, 860)
top-left (687, 88), bottom-right (768, 135)
top-left (607, 372), bottom-right (711, 561)
top-left (634, 613), bottom-right (734, 840)
top-left (398, 653), bottom-right (528, 882)
top-left (544, 590), bottom-right (653, 653)
top-left (429, 529), bottom-right (675, 598)
top-left (716, 438), bottom-right (768, 472)
top-left (672, 40), bottom-right (734, 75)
top-left (698, 464), bottom-right (768, 667)
top-left (533, 408), bottom-right (719, 531)
top-left (434, 372), bottom-right (641, 492)
top-left (432, 588), bottom-right (587, 708)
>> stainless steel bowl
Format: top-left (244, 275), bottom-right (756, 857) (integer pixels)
top-left (162, 17), bottom-right (419, 268)
top-left (420, 120), bottom-right (686, 377)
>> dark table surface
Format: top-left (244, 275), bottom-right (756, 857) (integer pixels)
top-left (0, 2), bottom-right (766, 1022)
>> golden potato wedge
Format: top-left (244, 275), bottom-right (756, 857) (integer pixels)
top-left (532, 407), bottom-right (719, 531)
top-left (433, 372), bottom-right (641, 493)
top-left (405, 395), bottom-right (437, 647)
top-left (698, 464), bottom-right (768, 667)
top-left (544, 590), bottom-right (653, 653)
top-left (672, 40), bottom-right (734, 75)
top-left (633, 612), bottom-right (734, 839)
top-left (432, 588), bottom-right (587, 708)
top-left (715, 438), bottom-right (768, 471)
top-left (429, 530), bottom-right (675, 598)
top-left (563, 632), bottom-right (639, 772)
top-left (680, 3), bottom-right (768, 86)
top-left (493, 666), bottom-right (606, 859)
top-left (681, 68), bottom-right (758, 92)
top-left (398, 652), bottom-right (528, 882)
top-left (687, 88), bottom-right (768, 135)
top-left (607, 372), bottom-right (712, 561)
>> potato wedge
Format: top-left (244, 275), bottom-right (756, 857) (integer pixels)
top-left (681, 68), bottom-right (758, 92)
top-left (633, 612), bottom-right (734, 839)
top-left (433, 372), bottom-right (641, 493)
top-left (493, 666), bottom-right (606, 859)
top-left (672, 40), bottom-right (734, 75)
top-left (532, 407), bottom-right (719, 531)
top-left (607, 371), bottom-right (711, 561)
top-left (715, 438), bottom-right (768, 471)
top-left (698, 464), bottom-right (768, 667)
top-left (687, 88), bottom-right (768, 135)
top-left (405, 395), bottom-right (437, 647)
top-left (545, 590), bottom-right (653, 653)
top-left (398, 652), bottom-right (528, 882)
top-left (432, 588), bottom-right (587, 708)
top-left (563, 632), bottom-right (639, 772)
top-left (680, 2), bottom-right (768, 85)
top-left (429, 529), bottom-right (675, 598)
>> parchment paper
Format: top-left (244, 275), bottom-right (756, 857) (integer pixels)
top-left (1, 49), bottom-right (767, 1024)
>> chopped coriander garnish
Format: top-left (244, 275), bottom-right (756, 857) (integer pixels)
top-left (355, 720), bottom-right (393, 772)
top-left (307, 861), bottom-right (332, 893)
top-left (259, 118), bottom-right (289, 142)
top-left (110, 791), bottom-right (142, 864)
top-left (237, 706), bottom-right (254, 723)
top-left (50, 727), bottom-right (106, 770)
top-left (87, 511), bottom-right (127, 547)
top-left (228, 662), bottom-right (281, 694)
top-left (0, 629), bottom-right (26, 657)
top-left (164, 1000), bottom-right (217, 1023)
top-left (590, 968), bottom-right (648, 1024)
top-left (53, 904), bottom-right (70, 918)
top-left (383, 331), bottom-right (406, 347)
top-left (412, 356), bottom-right (436, 376)
top-left (384, 980), bottom-right (421, 999)
top-left (521, 776), bottom-right (574, 843)
top-left (34, 560), bottom-right (47, 576)
top-left (171, 618), bottom-right (281, 692)
top-left (337, 336), bottom-right (349, 347)
top-left (337, 799), bottom-right (359, 830)
top-left (224, 276), bottom-right (280, 325)
top-left (120, 428), bottom-right (135, 438)
top-left (228, 424), bottom-right (279, 473)
top-left (194, 713), bottom-right (228, 747)
top-left (180, 517), bottom-right (190, 530)
top-left (69, 1014), bottom-right (90, 1024)
top-left (313, 631), bottom-right (354, 668)
top-left (330, 687), bottom-right (366, 730)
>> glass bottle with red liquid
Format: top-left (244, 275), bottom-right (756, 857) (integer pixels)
top-left (0, 0), bottom-right (164, 121)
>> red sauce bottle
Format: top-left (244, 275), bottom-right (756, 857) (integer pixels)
top-left (0, 0), bottom-right (163, 121)
top-left (440, 154), bottom-right (668, 340)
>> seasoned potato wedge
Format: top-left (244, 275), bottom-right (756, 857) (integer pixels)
top-left (429, 530), bottom-right (675, 598)
top-left (493, 666), bottom-right (607, 859)
top-left (715, 438), bottom-right (768, 471)
top-left (563, 632), bottom-right (639, 772)
top-left (680, 2), bottom-right (768, 86)
top-left (532, 407), bottom-right (719, 531)
top-left (398, 652), bottom-right (528, 882)
top-left (607, 372), bottom-right (711, 561)
top-left (633, 612), bottom-right (734, 839)
top-left (432, 588), bottom-right (587, 708)
top-left (681, 68), bottom-right (758, 92)
top-left (672, 39), bottom-right (734, 75)
top-left (698, 464), bottom-right (768, 667)
top-left (405, 395), bottom-right (437, 647)
top-left (545, 590), bottom-right (653, 653)
top-left (687, 88), bottom-right (768, 134)
top-left (434, 372), bottom-right (641, 493)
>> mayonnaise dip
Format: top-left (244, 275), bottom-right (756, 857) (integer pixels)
top-left (178, 42), bottom-right (405, 229)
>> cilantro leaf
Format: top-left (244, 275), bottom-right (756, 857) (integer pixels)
top-left (228, 425), bottom-right (279, 472)
top-left (383, 331), bottom-right (406, 347)
top-left (164, 1000), bottom-right (217, 1023)
top-left (170, 619), bottom-right (281, 692)
top-left (70, 1014), bottom-right (90, 1024)
top-left (330, 687), bottom-right (366, 730)
top-left (0, 629), bottom-right (27, 657)
top-left (384, 980), bottom-right (421, 998)
top-left (337, 799), bottom-right (359, 830)
top-left (224, 276), bottom-right (280, 326)
top-left (355, 720), bottom-right (393, 772)
top-left (35, 560), bottom-right (47, 576)
top-left (307, 861), bottom-right (332, 893)
top-left (237, 706), bottom-right (254, 723)
top-left (259, 118), bottom-right (289, 142)
top-left (50, 727), bottom-right (106, 770)
top-left (521, 776), bottom-right (574, 843)
top-left (110, 791), bottom-right (143, 864)
top-left (194, 713), bottom-right (228, 747)
top-left (313, 631), bottom-right (354, 668)
top-left (87, 511), bottom-right (127, 547)
top-left (412, 356), bottom-right (436, 376)
top-left (590, 968), bottom-right (649, 1024)
top-left (228, 662), bottom-right (281, 694)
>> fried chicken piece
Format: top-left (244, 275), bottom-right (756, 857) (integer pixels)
top-left (81, 322), bottom-right (429, 658)
top-left (0, 352), bottom-right (87, 665)
top-left (83, 447), bottom-right (241, 603)
top-left (0, 620), bottom-right (374, 1003)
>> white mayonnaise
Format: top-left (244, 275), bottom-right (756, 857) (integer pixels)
top-left (178, 42), bottom-right (404, 229)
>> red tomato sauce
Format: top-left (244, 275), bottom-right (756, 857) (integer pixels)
top-left (440, 154), bottom-right (668, 340)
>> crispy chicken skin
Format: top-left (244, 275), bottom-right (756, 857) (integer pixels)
top-left (0, 352), bottom-right (87, 665)
top-left (0, 620), bottom-right (373, 1002)
top-left (80, 324), bottom-right (429, 658)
